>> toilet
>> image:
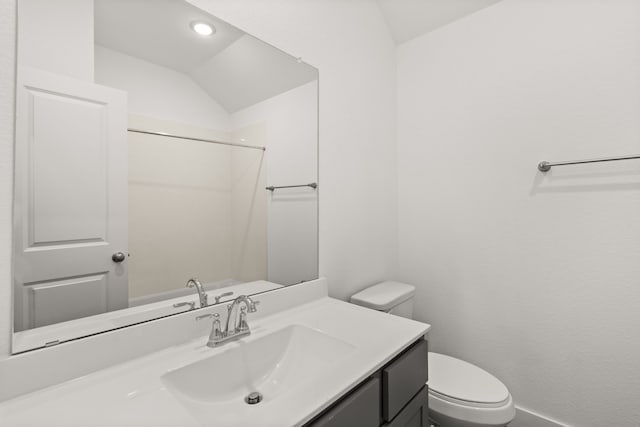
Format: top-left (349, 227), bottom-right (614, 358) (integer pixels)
top-left (351, 281), bottom-right (515, 427)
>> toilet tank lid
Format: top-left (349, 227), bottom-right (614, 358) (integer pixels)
top-left (350, 281), bottom-right (415, 311)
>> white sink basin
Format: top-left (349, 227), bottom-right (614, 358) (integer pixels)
top-left (161, 325), bottom-right (356, 407)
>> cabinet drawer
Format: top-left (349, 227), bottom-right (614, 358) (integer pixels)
top-left (382, 386), bottom-right (429, 427)
top-left (382, 340), bottom-right (428, 422)
top-left (307, 376), bottom-right (380, 427)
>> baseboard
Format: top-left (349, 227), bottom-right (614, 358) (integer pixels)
top-left (511, 407), bottom-right (570, 427)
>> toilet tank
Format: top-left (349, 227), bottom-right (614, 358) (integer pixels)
top-left (350, 281), bottom-right (415, 319)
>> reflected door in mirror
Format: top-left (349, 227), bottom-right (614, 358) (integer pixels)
top-left (13, 67), bottom-right (128, 331)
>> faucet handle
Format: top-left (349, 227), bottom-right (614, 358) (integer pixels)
top-left (214, 291), bottom-right (234, 304)
top-left (237, 307), bottom-right (250, 333)
top-left (211, 313), bottom-right (223, 339)
top-left (198, 313), bottom-right (223, 336)
top-left (249, 300), bottom-right (260, 313)
top-left (205, 313), bottom-right (224, 346)
top-left (173, 301), bottom-right (196, 311)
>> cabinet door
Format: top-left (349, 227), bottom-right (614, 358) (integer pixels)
top-left (307, 377), bottom-right (380, 427)
top-left (383, 387), bottom-right (429, 427)
top-left (382, 340), bottom-right (428, 421)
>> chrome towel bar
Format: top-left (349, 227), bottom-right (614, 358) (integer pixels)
top-left (266, 183), bottom-right (317, 191)
top-left (538, 154), bottom-right (640, 172)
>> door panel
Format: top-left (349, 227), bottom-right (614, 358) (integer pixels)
top-left (25, 274), bottom-right (109, 329)
top-left (29, 89), bottom-right (108, 245)
top-left (14, 66), bottom-right (128, 334)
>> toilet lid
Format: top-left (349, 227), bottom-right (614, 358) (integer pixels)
top-left (428, 352), bottom-right (509, 405)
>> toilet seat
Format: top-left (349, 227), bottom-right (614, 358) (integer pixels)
top-left (429, 388), bottom-right (509, 408)
top-left (428, 390), bottom-right (515, 426)
top-left (428, 353), bottom-right (515, 425)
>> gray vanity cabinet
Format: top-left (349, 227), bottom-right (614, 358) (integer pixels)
top-left (306, 338), bottom-right (428, 427)
top-left (308, 377), bottom-right (381, 427)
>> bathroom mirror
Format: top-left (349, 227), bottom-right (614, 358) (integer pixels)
top-left (12, 0), bottom-right (318, 353)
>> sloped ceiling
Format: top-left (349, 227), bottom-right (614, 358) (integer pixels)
top-left (191, 35), bottom-right (318, 114)
top-left (376, 0), bottom-right (503, 44)
top-left (94, 0), bottom-right (244, 73)
top-left (94, 0), bottom-right (317, 113)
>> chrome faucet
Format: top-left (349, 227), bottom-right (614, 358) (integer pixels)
top-left (224, 295), bottom-right (258, 336)
top-left (186, 278), bottom-right (208, 308)
top-left (197, 295), bottom-right (259, 347)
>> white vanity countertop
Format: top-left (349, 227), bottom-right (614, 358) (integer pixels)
top-left (0, 297), bottom-right (430, 427)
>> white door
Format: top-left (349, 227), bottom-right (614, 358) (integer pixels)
top-left (13, 66), bottom-right (128, 331)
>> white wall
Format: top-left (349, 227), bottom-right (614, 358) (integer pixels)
top-left (0, 0), bottom-right (16, 359)
top-left (397, 1), bottom-right (640, 426)
top-left (95, 45), bottom-right (231, 130)
top-left (17, 0), bottom-right (94, 81)
top-left (231, 81), bottom-right (318, 285)
top-left (127, 115), bottom-right (234, 299)
top-left (229, 124), bottom-right (267, 282)
top-left (186, 0), bottom-right (398, 301)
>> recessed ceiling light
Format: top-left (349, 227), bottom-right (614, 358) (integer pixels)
top-left (190, 21), bottom-right (215, 36)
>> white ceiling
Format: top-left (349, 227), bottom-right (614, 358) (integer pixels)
top-left (94, 0), bottom-right (317, 113)
top-left (376, 0), bottom-right (503, 44)
top-left (94, 0), bottom-right (501, 112)
top-left (94, 0), bottom-right (244, 73)
top-left (191, 35), bottom-right (318, 114)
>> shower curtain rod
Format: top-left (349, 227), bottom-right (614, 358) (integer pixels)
top-left (127, 128), bottom-right (266, 151)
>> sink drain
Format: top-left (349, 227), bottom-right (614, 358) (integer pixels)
top-left (245, 391), bottom-right (263, 405)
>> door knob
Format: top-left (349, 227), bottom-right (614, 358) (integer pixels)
top-left (112, 252), bottom-right (126, 263)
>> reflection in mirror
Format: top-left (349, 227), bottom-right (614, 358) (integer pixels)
top-left (12, 0), bottom-right (318, 352)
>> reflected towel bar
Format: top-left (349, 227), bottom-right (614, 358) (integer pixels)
top-left (266, 183), bottom-right (317, 191)
top-left (538, 154), bottom-right (640, 172)
top-left (127, 128), bottom-right (266, 151)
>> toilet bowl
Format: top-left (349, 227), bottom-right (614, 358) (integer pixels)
top-left (351, 281), bottom-right (515, 427)
top-left (428, 352), bottom-right (515, 427)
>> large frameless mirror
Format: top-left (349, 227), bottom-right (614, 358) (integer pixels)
top-left (12, 0), bottom-right (318, 353)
